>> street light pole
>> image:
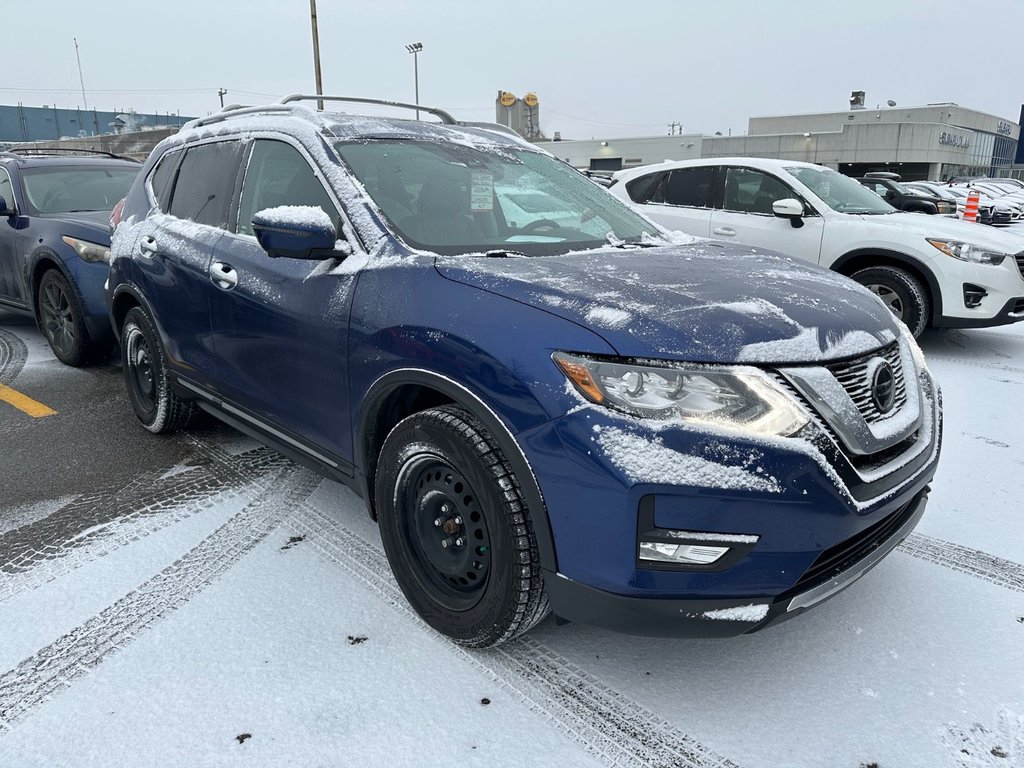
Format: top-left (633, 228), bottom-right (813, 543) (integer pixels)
top-left (218, 88), bottom-right (227, 108)
top-left (310, 0), bottom-right (324, 110)
top-left (405, 42), bottom-right (423, 120)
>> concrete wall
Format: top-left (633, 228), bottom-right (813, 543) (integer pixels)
top-left (533, 134), bottom-right (704, 169)
top-left (11, 127), bottom-right (182, 162)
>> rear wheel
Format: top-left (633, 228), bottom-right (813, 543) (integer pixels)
top-left (37, 269), bottom-right (97, 366)
top-left (850, 265), bottom-right (930, 338)
top-left (375, 405), bottom-right (549, 647)
top-left (120, 306), bottom-right (195, 433)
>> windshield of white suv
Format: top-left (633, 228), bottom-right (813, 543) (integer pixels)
top-left (786, 166), bottom-right (895, 215)
top-left (335, 139), bottom-right (661, 256)
top-left (21, 166), bottom-right (138, 215)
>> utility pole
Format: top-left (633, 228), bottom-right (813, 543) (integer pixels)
top-left (309, 0), bottom-right (324, 110)
top-left (218, 88), bottom-right (227, 108)
top-left (74, 38), bottom-right (88, 111)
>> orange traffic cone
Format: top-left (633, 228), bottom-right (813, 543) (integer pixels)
top-left (964, 190), bottom-right (980, 222)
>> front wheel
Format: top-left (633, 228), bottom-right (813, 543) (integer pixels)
top-left (120, 306), bottom-right (195, 433)
top-left (850, 265), bottom-right (930, 338)
top-left (37, 269), bottom-right (97, 366)
top-left (375, 405), bottom-right (549, 647)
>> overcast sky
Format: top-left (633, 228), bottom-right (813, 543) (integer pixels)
top-left (8, 0), bottom-right (1024, 139)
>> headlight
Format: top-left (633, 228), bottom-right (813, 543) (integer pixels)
top-left (61, 236), bottom-right (110, 264)
top-left (926, 238), bottom-right (1006, 265)
top-left (553, 352), bottom-right (809, 437)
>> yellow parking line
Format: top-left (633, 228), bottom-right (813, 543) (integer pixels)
top-left (0, 383), bottom-right (57, 418)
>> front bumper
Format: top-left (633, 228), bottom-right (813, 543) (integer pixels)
top-left (543, 486), bottom-right (927, 638)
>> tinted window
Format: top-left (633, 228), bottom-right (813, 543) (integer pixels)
top-left (625, 173), bottom-right (663, 203)
top-left (149, 150), bottom-right (180, 212)
top-left (0, 169), bottom-right (13, 209)
top-left (723, 167), bottom-right (793, 214)
top-left (236, 140), bottom-right (337, 236)
top-left (168, 141), bottom-right (243, 228)
top-left (661, 167), bottom-right (715, 207)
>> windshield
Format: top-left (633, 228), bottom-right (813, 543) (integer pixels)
top-left (786, 166), bottom-right (895, 214)
top-left (334, 139), bottom-right (660, 256)
top-left (21, 166), bottom-right (138, 214)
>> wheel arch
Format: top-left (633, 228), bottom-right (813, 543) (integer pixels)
top-left (357, 368), bottom-right (558, 572)
top-left (109, 283), bottom-right (153, 341)
top-left (831, 248), bottom-right (943, 326)
top-left (29, 250), bottom-right (77, 322)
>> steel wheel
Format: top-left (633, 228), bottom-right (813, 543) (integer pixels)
top-left (40, 279), bottom-right (77, 358)
top-left (395, 454), bottom-right (492, 611)
top-left (125, 325), bottom-right (156, 413)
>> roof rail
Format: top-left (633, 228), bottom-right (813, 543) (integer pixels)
top-left (2, 147), bottom-right (140, 162)
top-left (185, 103), bottom-right (306, 130)
top-left (278, 94), bottom-right (457, 125)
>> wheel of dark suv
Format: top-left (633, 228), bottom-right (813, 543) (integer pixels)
top-left (37, 269), bottom-right (97, 366)
top-left (120, 306), bottom-right (195, 433)
top-left (375, 405), bottom-right (549, 648)
top-left (850, 265), bottom-right (930, 338)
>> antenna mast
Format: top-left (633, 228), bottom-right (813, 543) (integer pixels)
top-left (74, 37), bottom-right (88, 111)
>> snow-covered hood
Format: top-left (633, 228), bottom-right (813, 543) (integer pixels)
top-left (436, 242), bottom-right (900, 365)
top-left (882, 211), bottom-right (1024, 252)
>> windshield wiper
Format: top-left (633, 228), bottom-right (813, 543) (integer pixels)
top-left (483, 249), bottom-right (528, 258)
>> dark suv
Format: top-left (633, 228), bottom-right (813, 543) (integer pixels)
top-left (0, 150), bottom-right (139, 364)
top-left (855, 174), bottom-right (954, 215)
top-left (107, 96), bottom-right (942, 647)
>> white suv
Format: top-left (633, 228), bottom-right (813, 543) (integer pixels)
top-left (610, 158), bottom-right (1024, 336)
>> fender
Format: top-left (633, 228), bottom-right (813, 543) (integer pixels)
top-left (358, 367), bottom-right (558, 572)
top-left (28, 247), bottom-right (80, 317)
top-left (110, 280), bottom-right (162, 341)
top-left (831, 248), bottom-right (944, 325)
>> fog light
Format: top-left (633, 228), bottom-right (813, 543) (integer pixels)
top-left (638, 541), bottom-right (730, 565)
top-left (963, 283), bottom-right (987, 309)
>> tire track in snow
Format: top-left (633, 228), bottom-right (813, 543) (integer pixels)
top-left (0, 467), bottom-right (321, 730)
top-left (0, 439), bottom-right (289, 604)
top-left (899, 533), bottom-right (1024, 593)
top-left (0, 329), bottom-right (28, 385)
top-left (289, 502), bottom-right (740, 768)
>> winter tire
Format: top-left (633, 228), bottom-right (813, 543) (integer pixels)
top-left (375, 405), bottom-right (549, 647)
top-left (850, 265), bottom-right (930, 338)
top-left (37, 269), bottom-right (97, 366)
top-left (120, 306), bottom-right (195, 433)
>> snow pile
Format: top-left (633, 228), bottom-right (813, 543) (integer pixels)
top-left (253, 205), bottom-right (333, 231)
top-left (584, 306), bottom-right (632, 329)
top-left (701, 604), bottom-right (770, 622)
top-left (594, 426), bottom-right (782, 493)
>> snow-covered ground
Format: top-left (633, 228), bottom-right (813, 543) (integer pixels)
top-left (0, 322), bottom-right (1022, 767)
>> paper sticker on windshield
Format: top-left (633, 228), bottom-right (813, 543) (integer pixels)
top-left (471, 172), bottom-right (494, 211)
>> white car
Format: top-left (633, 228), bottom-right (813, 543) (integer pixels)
top-left (609, 157), bottom-right (1024, 336)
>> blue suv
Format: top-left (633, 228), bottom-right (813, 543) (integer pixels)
top-left (0, 150), bottom-right (139, 365)
top-left (107, 96), bottom-right (942, 647)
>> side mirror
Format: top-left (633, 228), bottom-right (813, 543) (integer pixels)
top-left (772, 198), bottom-right (805, 228)
top-left (0, 195), bottom-right (15, 216)
top-left (251, 206), bottom-right (339, 260)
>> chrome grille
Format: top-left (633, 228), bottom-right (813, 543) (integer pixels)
top-left (825, 343), bottom-right (907, 424)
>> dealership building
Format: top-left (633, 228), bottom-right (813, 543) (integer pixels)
top-left (536, 102), bottom-right (1022, 181)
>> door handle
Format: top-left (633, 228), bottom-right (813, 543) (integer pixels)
top-left (712, 227), bottom-right (737, 236)
top-left (139, 236), bottom-right (158, 256)
top-left (210, 261), bottom-right (238, 290)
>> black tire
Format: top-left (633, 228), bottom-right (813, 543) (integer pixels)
top-left (120, 306), bottom-right (195, 433)
top-left (37, 269), bottom-right (98, 367)
top-left (375, 405), bottom-right (549, 647)
top-left (850, 265), bottom-right (930, 338)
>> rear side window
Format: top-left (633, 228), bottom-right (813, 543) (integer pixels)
top-left (661, 167), bottom-right (716, 207)
top-left (149, 150), bottom-right (180, 212)
top-left (625, 173), bottom-right (663, 203)
top-left (168, 141), bottom-right (243, 229)
top-left (236, 140), bottom-right (337, 236)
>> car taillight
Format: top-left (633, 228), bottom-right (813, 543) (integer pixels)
top-left (109, 198), bottom-right (126, 234)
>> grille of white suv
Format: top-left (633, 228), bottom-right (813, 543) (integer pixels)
top-left (1015, 251), bottom-right (1024, 280)
top-left (825, 343), bottom-right (907, 424)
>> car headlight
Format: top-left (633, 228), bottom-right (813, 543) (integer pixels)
top-left (927, 238), bottom-right (1006, 265)
top-left (61, 235), bottom-right (110, 264)
top-left (553, 352), bottom-right (809, 437)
